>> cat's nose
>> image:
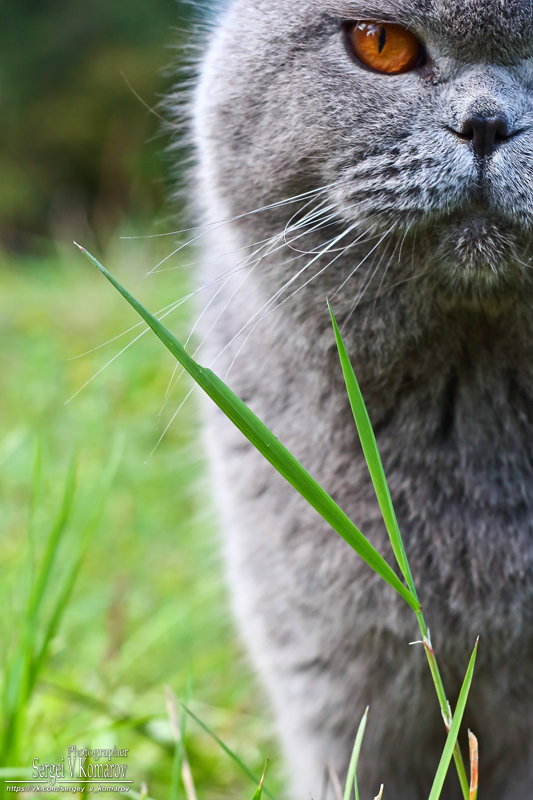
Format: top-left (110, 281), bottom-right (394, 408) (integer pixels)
top-left (457, 113), bottom-right (511, 158)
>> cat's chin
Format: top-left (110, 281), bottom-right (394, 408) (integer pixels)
top-left (427, 211), bottom-right (532, 303)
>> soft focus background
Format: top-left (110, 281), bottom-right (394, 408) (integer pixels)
top-left (1, 3), bottom-right (278, 797)
top-left (2, 0), bottom-right (182, 251)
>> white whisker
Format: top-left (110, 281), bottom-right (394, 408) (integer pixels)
top-left (343, 226), bottom-right (396, 325)
top-left (121, 182), bottom-right (343, 241)
top-left (148, 385), bottom-right (197, 460)
top-left (68, 297), bottom-right (190, 359)
top-left (222, 226), bottom-right (389, 378)
top-left (66, 250), bottom-right (275, 403)
top-left (64, 296), bottom-right (190, 405)
top-left (212, 222), bottom-right (363, 377)
top-left (156, 209), bottom-right (306, 423)
top-left (365, 222), bottom-right (413, 318)
top-left (160, 217), bottom-right (330, 412)
top-left (144, 179), bottom-right (346, 274)
top-left (330, 223), bottom-right (395, 301)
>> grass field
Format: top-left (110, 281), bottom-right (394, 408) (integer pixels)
top-left (0, 231), bottom-right (280, 799)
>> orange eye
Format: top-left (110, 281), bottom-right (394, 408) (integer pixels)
top-left (346, 21), bottom-right (423, 75)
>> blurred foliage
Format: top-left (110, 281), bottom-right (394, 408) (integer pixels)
top-left (1, 0), bottom-right (194, 253)
top-left (0, 5), bottom-right (284, 795)
top-left (0, 237), bottom-right (280, 797)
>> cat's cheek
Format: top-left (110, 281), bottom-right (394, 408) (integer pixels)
top-left (484, 153), bottom-right (533, 228)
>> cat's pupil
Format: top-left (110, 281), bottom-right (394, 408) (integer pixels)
top-left (378, 26), bottom-right (386, 54)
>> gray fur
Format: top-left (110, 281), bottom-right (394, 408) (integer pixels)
top-left (189, 1), bottom-right (533, 797)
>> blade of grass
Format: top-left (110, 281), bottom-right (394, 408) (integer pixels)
top-left (2, 441), bottom-right (119, 765)
top-left (27, 455), bottom-right (77, 621)
top-left (468, 731), bottom-right (478, 800)
top-left (422, 637), bottom-right (469, 800)
top-left (328, 304), bottom-right (416, 600)
top-left (328, 304), bottom-right (469, 800)
top-left (27, 438), bottom-right (42, 586)
top-left (182, 704), bottom-right (275, 800)
top-left (343, 707), bottom-right (368, 800)
top-left (30, 438), bottom-right (122, 685)
top-left (251, 760), bottom-right (269, 800)
top-left (327, 763), bottom-right (343, 800)
top-left (42, 681), bottom-right (174, 755)
top-left (427, 638), bottom-right (478, 800)
top-left (77, 244), bottom-right (419, 613)
top-left (166, 678), bottom-right (193, 800)
top-left (2, 457), bottom-right (77, 762)
top-left (178, 680), bottom-right (194, 800)
top-left (29, 547), bottom-right (85, 687)
top-left (166, 687), bottom-right (182, 800)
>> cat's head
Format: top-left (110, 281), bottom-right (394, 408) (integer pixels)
top-left (194, 0), bottom-right (533, 309)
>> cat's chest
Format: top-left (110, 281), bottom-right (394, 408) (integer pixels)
top-left (203, 237), bottom-right (533, 556)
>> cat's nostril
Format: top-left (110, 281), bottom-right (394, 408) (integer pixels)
top-left (456, 113), bottom-right (511, 158)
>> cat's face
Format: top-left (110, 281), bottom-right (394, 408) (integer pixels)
top-left (195, 0), bottom-right (533, 306)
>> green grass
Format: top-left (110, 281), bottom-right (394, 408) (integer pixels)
top-left (0, 233), bottom-right (280, 799)
top-left (81, 243), bottom-right (479, 800)
top-left (1, 227), bottom-right (478, 800)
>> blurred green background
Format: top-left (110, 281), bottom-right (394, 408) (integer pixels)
top-left (1, 3), bottom-right (278, 798)
top-left (1, 0), bottom-right (186, 253)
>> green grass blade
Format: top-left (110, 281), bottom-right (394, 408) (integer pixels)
top-left (343, 707), bottom-right (368, 800)
top-left (31, 437), bottom-right (122, 684)
top-left (78, 244), bottom-right (419, 613)
top-left (427, 639), bottom-right (478, 800)
top-left (175, 680), bottom-right (191, 800)
top-left (27, 455), bottom-right (77, 621)
top-left (42, 680), bottom-right (174, 754)
top-left (251, 760), bottom-right (269, 800)
top-left (182, 704), bottom-right (275, 799)
top-left (167, 678), bottom-right (192, 800)
top-left (27, 438), bottom-right (42, 581)
top-left (328, 303), bottom-right (417, 600)
top-left (29, 548), bottom-right (84, 688)
top-left (1, 648), bottom-right (27, 760)
top-left (167, 689), bottom-right (182, 800)
top-left (2, 458), bottom-right (77, 762)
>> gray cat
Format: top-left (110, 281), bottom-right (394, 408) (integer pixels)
top-left (189, 1), bottom-right (533, 797)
